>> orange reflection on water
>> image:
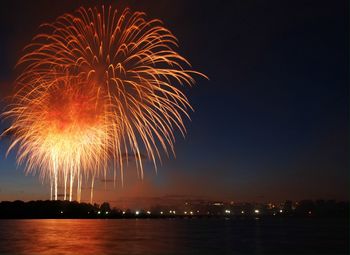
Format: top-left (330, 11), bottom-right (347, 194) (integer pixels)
top-left (0, 219), bottom-right (183, 255)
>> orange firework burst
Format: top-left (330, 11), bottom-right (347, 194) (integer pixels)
top-left (3, 6), bottom-right (206, 202)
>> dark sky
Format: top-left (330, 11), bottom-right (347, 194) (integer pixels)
top-left (0, 0), bottom-right (348, 205)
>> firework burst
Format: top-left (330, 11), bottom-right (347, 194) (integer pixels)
top-left (3, 6), bottom-right (206, 202)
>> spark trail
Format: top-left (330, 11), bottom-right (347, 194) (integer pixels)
top-left (3, 6), bottom-right (206, 202)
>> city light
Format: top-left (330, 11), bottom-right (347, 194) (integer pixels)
top-left (11, 200), bottom-right (332, 219)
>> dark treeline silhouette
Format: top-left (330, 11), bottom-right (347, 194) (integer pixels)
top-left (0, 199), bottom-right (348, 219)
top-left (294, 200), bottom-right (349, 217)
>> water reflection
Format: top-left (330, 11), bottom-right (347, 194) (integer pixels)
top-left (0, 219), bottom-right (185, 255)
top-left (0, 218), bottom-right (347, 254)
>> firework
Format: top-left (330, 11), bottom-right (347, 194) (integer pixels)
top-left (3, 6), bottom-right (206, 202)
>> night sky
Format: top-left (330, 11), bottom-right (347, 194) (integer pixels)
top-left (0, 0), bottom-right (348, 205)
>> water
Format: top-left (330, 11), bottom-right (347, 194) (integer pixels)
top-left (0, 218), bottom-right (347, 254)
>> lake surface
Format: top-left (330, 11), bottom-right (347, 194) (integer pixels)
top-left (0, 218), bottom-right (347, 254)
